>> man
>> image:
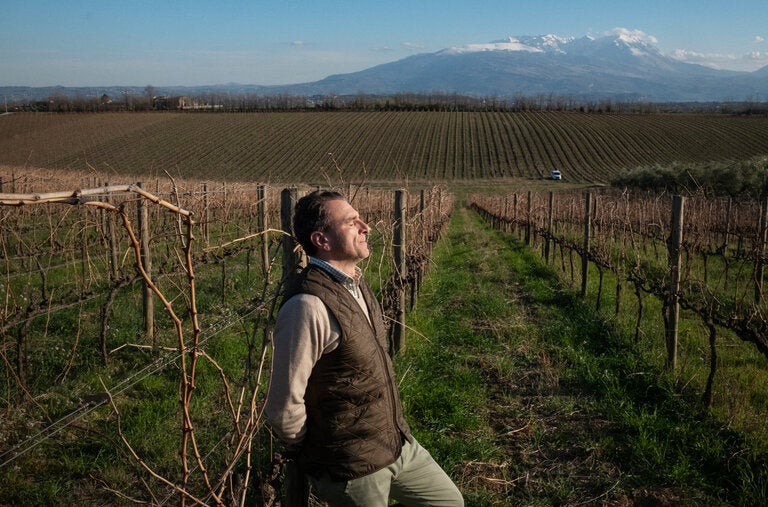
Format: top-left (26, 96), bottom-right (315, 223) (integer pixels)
top-left (265, 190), bottom-right (463, 506)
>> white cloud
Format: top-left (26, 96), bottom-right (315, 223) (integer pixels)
top-left (402, 42), bottom-right (424, 50)
top-left (753, 36), bottom-right (765, 44)
top-left (609, 27), bottom-right (658, 45)
top-left (670, 48), bottom-right (768, 71)
top-left (671, 48), bottom-right (731, 63)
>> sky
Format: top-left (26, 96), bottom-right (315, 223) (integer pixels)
top-left (2, 0), bottom-right (768, 87)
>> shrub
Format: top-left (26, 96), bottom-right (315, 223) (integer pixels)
top-left (612, 157), bottom-right (768, 199)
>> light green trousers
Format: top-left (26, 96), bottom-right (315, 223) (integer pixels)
top-left (306, 437), bottom-right (464, 506)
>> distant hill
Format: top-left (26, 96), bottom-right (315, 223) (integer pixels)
top-left (3, 32), bottom-right (767, 104)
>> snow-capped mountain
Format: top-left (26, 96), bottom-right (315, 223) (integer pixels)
top-left (5, 32), bottom-right (766, 103)
top-left (437, 34), bottom-right (573, 55)
top-left (275, 32), bottom-right (766, 102)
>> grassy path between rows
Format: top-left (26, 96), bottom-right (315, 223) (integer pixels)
top-left (394, 206), bottom-right (767, 506)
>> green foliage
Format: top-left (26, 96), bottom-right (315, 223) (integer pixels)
top-left (611, 157), bottom-right (768, 199)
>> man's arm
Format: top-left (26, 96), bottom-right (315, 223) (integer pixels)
top-left (264, 293), bottom-right (339, 447)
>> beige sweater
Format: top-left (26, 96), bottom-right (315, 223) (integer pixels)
top-left (264, 289), bottom-right (370, 447)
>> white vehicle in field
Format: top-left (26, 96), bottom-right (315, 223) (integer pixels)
top-left (549, 169), bottom-right (562, 180)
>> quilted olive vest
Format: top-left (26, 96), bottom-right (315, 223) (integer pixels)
top-left (283, 264), bottom-right (411, 480)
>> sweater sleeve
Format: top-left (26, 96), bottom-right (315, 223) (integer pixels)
top-left (264, 293), bottom-right (340, 448)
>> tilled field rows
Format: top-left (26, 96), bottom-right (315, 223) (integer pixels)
top-left (2, 111), bottom-right (768, 183)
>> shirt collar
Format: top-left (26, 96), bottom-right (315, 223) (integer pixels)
top-left (309, 257), bottom-right (362, 297)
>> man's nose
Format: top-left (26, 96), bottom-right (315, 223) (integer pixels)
top-left (358, 220), bottom-right (369, 233)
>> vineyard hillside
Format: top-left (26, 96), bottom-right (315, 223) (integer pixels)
top-left (2, 111), bottom-right (768, 185)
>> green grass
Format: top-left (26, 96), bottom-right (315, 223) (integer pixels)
top-left (0, 241), bottom-right (274, 504)
top-left (3, 191), bottom-right (768, 505)
top-left (397, 205), bottom-right (768, 505)
top-left (546, 239), bottom-right (768, 441)
top-left (0, 194), bottom-right (401, 505)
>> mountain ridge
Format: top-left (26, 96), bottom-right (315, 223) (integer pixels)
top-left (3, 32), bottom-right (767, 103)
top-left (290, 32), bottom-right (765, 102)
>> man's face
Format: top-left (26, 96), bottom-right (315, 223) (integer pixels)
top-left (317, 199), bottom-right (370, 267)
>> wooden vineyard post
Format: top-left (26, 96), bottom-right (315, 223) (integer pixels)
top-left (513, 193), bottom-right (519, 238)
top-left (492, 196), bottom-right (500, 230)
top-left (137, 182), bottom-right (155, 347)
top-left (722, 197), bottom-right (733, 291)
top-left (545, 191), bottom-right (554, 264)
top-left (525, 191), bottom-right (532, 246)
top-left (503, 196), bottom-right (510, 233)
top-left (80, 198), bottom-right (89, 294)
top-left (0, 178), bottom-right (5, 251)
top-left (755, 196), bottom-right (768, 303)
top-left (581, 192), bottom-right (592, 298)
top-left (257, 185), bottom-right (270, 285)
top-left (392, 189), bottom-right (407, 355)
top-left (666, 195), bottom-right (685, 372)
top-left (411, 189), bottom-right (426, 309)
top-left (106, 182), bottom-right (120, 281)
top-left (222, 181), bottom-right (228, 232)
top-left (203, 182), bottom-right (210, 248)
top-left (280, 187), bottom-right (305, 289)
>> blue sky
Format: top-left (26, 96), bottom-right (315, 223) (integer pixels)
top-left (2, 0), bottom-right (767, 87)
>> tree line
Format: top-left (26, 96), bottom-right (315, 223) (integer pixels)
top-left (611, 157), bottom-right (768, 199)
top-left (9, 88), bottom-right (768, 115)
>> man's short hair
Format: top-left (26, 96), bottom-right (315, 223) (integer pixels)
top-left (293, 190), bottom-right (346, 256)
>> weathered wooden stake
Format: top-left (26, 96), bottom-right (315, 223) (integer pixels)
top-left (581, 192), bottom-right (592, 298)
top-left (755, 196), bottom-right (768, 302)
top-left (258, 185), bottom-right (270, 284)
top-left (503, 196), bottom-right (509, 233)
top-left (513, 193), bottom-right (519, 237)
top-left (545, 191), bottom-right (554, 263)
top-left (280, 187), bottom-right (305, 289)
top-left (106, 182), bottom-right (119, 280)
top-left (137, 182), bottom-right (154, 346)
top-left (392, 189), bottom-right (407, 355)
top-left (525, 191), bottom-right (532, 245)
top-left (666, 195), bottom-right (685, 371)
top-left (80, 204), bottom-right (89, 294)
top-left (723, 197), bottom-right (733, 291)
top-left (203, 182), bottom-right (210, 248)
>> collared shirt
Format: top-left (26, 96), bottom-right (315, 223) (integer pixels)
top-left (309, 256), bottom-right (363, 300)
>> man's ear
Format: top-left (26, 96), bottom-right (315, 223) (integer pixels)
top-left (310, 231), bottom-right (329, 251)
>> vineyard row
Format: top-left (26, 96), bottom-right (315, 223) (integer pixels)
top-left (469, 189), bottom-right (768, 406)
top-left (1, 178), bottom-right (453, 504)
